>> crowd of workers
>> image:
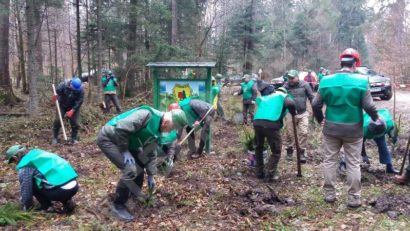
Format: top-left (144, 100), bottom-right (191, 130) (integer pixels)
top-left (4, 48), bottom-right (410, 221)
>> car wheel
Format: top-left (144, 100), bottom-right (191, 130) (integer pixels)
top-left (381, 89), bottom-right (392, 100)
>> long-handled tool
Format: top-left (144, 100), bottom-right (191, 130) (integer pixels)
top-left (52, 84), bottom-right (68, 141)
top-left (292, 115), bottom-right (302, 177)
top-left (178, 107), bottom-right (214, 145)
top-left (399, 133), bottom-right (410, 175)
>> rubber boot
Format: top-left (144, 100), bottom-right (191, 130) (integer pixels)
top-left (386, 164), bottom-right (399, 174)
top-left (286, 147), bottom-right (293, 161)
top-left (62, 200), bottom-right (76, 214)
top-left (300, 149), bottom-right (307, 164)
top-left (362, 155), bottom-right (370, 165)
top-left (51, 129), bottom-right (59, 144)
top-left (112, 203), bottom-right (134, 221)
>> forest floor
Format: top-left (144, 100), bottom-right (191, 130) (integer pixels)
top-left (0, 88), bottom-right (410, 230)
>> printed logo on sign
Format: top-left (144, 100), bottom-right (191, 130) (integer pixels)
top-left (173, 84), bottom-right (193, 102)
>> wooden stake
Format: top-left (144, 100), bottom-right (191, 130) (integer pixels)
top-left (52, 84), bottom-right (68, 141)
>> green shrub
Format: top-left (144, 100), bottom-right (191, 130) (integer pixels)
top-left (0, 202), bottom-right (36, 226)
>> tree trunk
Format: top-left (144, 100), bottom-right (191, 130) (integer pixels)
top-left (33, 4), bottom-right (43, 75)
top-left (45, 7), bottom-right (53, 82)
top-left (126, 0), bottom-right (137, 97)
top-left (243, 0), bottom-right (254, 74)
top-left (54, 29), bottom-right (58, 83)
top-left (26, 0), bottom-right (40, 116)
top-left (0, 0), bottom-right (18, 105)
top-left (96, 0), bottom-right (103, 102)
top-left (68, 17), bottom-right (74, 76)
top-left (86, 0), bottom-right (92, 104)
top-left (171, 0), bottom-right (177, 45)
top-left (14, 0), bottom-right (28, 93)
top-left (76, 0), bottom-right (82, 77)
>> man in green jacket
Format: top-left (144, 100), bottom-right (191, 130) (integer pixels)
top-left (234, 74), bottom-right (258, 124)
top-left (97, 106), bottom-right (187, 221)
top-left (253, 89), bottom-right (296, 181)
top-left (102, 69), bottom-right (122, 113)
top-left (312, 48), bottom-right (379, 208)
top-left (168, 98), bottom-right (215, 159)
top-left (5, 145), bottom-right (79, 213)
top-left (212, 75), bottom-right (227, 121)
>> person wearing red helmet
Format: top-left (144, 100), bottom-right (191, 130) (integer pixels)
top-left (312, 48), bottom-right (380, 208)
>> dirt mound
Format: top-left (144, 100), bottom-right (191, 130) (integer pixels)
top-left (370, 194), bottom-right (410, 219)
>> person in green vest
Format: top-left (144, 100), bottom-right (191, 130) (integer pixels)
top-left (168, 98), bottom-right (215, 159)
top-left (312, 48), bottom-right (380, 208)
top-left (212, 74), bottom-right (227, 121)
top-left (4, 145), bottom-right (79, 213)
top-left (362, 109), bottom-right (398, 173)
top-left (102, 69), bottom-right (122, 113)
top-left (96, 106), bottom-right (187, 221)
top-left (253, 88), bottom-right (296, 181)
top-left (234, 74), bottom-right (258, 124)
top-left (339, 109), bottom-right (399, 174)
top-left (318, 67), bottom-right (325, 82)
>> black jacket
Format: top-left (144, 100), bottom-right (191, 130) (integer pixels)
top-left (56, 80), bottom-right (84, 111)
top-left (284, 80), bottom-right (314, 114)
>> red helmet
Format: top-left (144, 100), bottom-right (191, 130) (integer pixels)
top-left (339, 48), bottom-right (361, 67)
top-left (168, 103), bottom-right (181, 111)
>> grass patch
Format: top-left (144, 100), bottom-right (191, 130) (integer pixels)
top-left (0, 202), bottom-right (37, 226)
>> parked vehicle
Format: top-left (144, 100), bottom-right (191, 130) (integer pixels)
top-left (356, 67), bottom-right (392, 100)
top-left (228, 75), bottom-right (243, 86)
top-left (271, 75), bottom-right (286, 88)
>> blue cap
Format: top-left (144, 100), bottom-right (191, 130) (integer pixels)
top-left (71, 78), bottom-right (82, 91)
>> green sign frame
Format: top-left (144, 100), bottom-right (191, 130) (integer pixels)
top-left (147, 62), bottom-right (216, 152)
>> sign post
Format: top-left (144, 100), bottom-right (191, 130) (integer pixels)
top-left (147, 62), bottom-right (216, 152)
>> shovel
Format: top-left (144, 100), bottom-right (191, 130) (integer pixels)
top-left (52, 84), bottom-right (68, 141)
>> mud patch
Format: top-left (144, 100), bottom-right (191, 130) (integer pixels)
top-left (369, 194), bottom-right (410, 219)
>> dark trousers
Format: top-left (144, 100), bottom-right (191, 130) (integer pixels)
top-left (53, 107), bottom-right (80, 140)
top-left (361, 136), bottom-right (392, 165)
top-left (186, 113), bottom-right (214, 155)
top-left (254, 125), bottom-right (282, 176)
top-left (216, 101), bottom-right (226, 120)
top-left (243, 103), bottom-right (255, 124)
top-left (97, 131), bottom-right (147, 205)
top-left (104, 94), bottom-right (122, 113)
top-left (33, 181), bottom-right (79, 208)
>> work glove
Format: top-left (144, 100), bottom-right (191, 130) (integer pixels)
top-left (66, 109), bottom-right (75, 118)
top-left (251, 100), bottom-right (256, 105)
top-left (147, 175), bottom-right (155, 190)
top-left (233, 92), bottom-right (239, 96)
top-left (122, 151), bottom-right (135, 165)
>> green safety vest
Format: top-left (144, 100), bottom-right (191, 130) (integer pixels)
top-left (318, 73), bottom-right (324, 82)
top-left (211, 84), bottom-right (220, 102)
top-left (16, 149), bottom-right (77, 189)
top-left (363, 108), bottom-right (394, 139)
top-left (102, 75), bottom-right (117, 93)
top-left (160, 130), bottom-right (177, 145)
top-left (107, 105), bottom-right (162, 151)
top-left (319, 72), bottom-right (369, 124)
top-left (241, 80), bottom-right (254, 100)
top-left (254, 92), bottom-right (287, 124)
top-left (179, 98), bottom-right (198, 127)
